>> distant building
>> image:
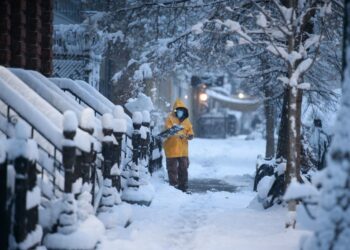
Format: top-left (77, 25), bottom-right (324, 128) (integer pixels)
top-left (52, 0), bottom-right (115, 99)
top-left (190, 75), bottom-right (261, 138)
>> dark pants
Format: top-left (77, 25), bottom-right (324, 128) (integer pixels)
top-left (166, 157), bottom-right (189, 191)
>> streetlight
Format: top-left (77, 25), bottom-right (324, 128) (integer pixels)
top-left (238, 92), bottom-right (245, 99)
top-left (199, 92), bottom-right (208, 102)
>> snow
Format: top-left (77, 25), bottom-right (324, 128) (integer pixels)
top-left (192, 22), bottom-right (204, 35)
top-left (0, 141), bottom-right (5, 163)
top-left (113, 105), bottom-right (133, 136)
top-left (10, 69), bottom-right (84, 116)
top-left (114, 118), bottom-right (127, 133)
top-left (257, 175), bottom-right (275, 200)
top-left (125, 93), bottom-right (154, 113)
top-left (132, 112), bottom-right (143, 125)
top-left (26, 186), bottom-right (41, 210)
top-left (80, 108), bottom-right (95, 131)
top-left (140, 126), bottom-right (147, 140)
top-left (284, 178), bottom-right (319, 201)
top-left (100, 137), bottom-right (308, 249)
top-left (113, 105), bottom-right (126, 119)
top-left (112, 71), bottom-right (123, 82)
top-left (17, 225), bottom-right (43, 250)
top-left (44, 215), bottom-right (105, 250)
top-left (75, 80), bottom-right (115, 110)
top-left (50, 77), bottom-right (112, 115)
top-left (102, 113), bottom-right (114, 130)
top-left (257, 13), bottom-right (267, 28)
top-left (133, 63), bottom-right (153, 81)
top-left (6, 138), bottom-right (39, 161)
top-left (0, 66), bottom-right (97, 153)
top-left (15, 120), bottom-right (31, 139)
top-left (142, 110), bottom-right (151, 123)
top-left (224, 19), bottom-right (241, 32)
top-left (121, 183), bottom-right (155, 205)
top-left (63, 110), bottom-right (78, 132)
top-left (225, 40), bottom-right (234, 49)
top-left (111, 163), bottom-right (121, 176)
top-left (98, 203), bottom-right (132, 229)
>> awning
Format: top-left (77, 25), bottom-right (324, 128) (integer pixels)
top-left (206, 89), bottom-right (260, 112)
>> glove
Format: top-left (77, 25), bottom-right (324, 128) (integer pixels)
top-left (178, 134), bottom-right (186, 139)
top-left (178, 134), bottom-right (194, 140)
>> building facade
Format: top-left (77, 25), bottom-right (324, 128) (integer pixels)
top-left (0, 0), bottom-right (54, 76)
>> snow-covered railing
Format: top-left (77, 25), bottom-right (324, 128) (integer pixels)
top-left (50, 77), bottom-right (112, 116)
top-left (0, 109), bottom-right (64, 197)
top-left (0, 66), bottom-right (163, 250)
top-left (1, 121), bottom-right (43, 249)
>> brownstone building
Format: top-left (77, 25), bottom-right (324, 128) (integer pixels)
top-left (0, 0), bottom-right (54, 76)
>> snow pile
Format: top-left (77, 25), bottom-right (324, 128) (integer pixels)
top-left (44, 215), bottom-right (105, 250)
top-left (125, 93), bottom-right (154, 113)
top-left (26, 186), bottom-right (41, 210)
top-left (142, 110), bottom-right (151, 123)
top-left (44, 192), bottom-right (105, 250)
top-left (98, 179), bottom-right (115, 213)
top-left (63, 110), bottom-right (78, 132)
top-left (97, 203), bottom-right (132, 229)
top-left (6, 121), bottom-right (39, 162)
top-left (98, 179), bottom-right (132, 229)
top-left (102, 113), bottom-right (114, 130)
top-left (114, 118), bottom-right (127, 133)
top-left (121, 183), bottom-right (155, 206)
top-left (140, 126), bottom-right (148, 140)
top-left (77, 184), bottom-right (94, 221)
top-left (80, 108), bottom-right (95, 132)
top-left (132, 112), bottom-right (143, 125)
top-left (113, 105), bottom-right (133, 136)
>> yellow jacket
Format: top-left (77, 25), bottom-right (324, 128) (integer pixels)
top-left (163, 99), bottom-right (194, 158)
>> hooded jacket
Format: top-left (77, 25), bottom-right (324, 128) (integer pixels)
top-left (163, 99), bottom-right (194, 158)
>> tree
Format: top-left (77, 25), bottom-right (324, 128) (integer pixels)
top-left (302, 1), bottom-right (350, 249)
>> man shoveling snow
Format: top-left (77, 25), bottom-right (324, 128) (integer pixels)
top-left (163, 99), bottom-right (194, 192)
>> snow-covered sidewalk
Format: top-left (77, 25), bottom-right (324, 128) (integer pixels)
top-left (99, 137), bottom-right (309, 250)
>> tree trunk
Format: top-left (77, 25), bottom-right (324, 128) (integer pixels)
top-left (276, 87), bottom-right (290, 161)
top-left (295, 89), bottom-right (303, 182)
top-left (264, 88), bottom-right (275, 159)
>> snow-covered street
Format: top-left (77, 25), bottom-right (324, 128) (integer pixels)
top-left (99, 137), bottom-right (309, 250)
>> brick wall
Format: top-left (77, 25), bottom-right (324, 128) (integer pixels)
top-left (0, 0), bottom-right (53, 76)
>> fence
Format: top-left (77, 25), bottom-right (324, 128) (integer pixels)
top-left (0, 66), bottom-right (162, 250)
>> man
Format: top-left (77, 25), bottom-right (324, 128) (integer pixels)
top-left (163, 99), bottom-right (194, 192)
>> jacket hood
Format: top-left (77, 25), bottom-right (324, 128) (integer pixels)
top-left (172, 99), bottom-right (189, 120)
top-left (173, 99), bottom-right (187, 110)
